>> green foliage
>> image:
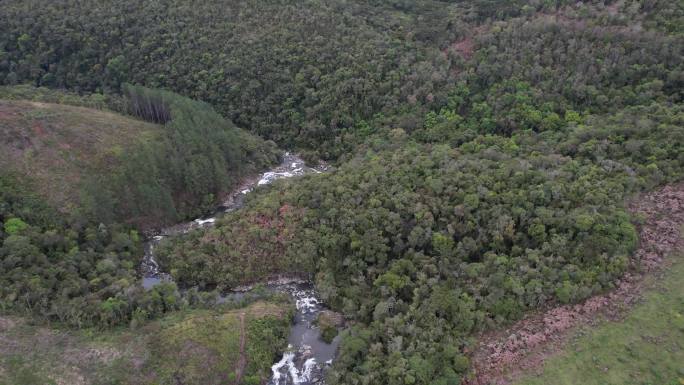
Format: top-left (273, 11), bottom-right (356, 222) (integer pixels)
top-left (516, 253), bottom-right (684, 385)
top-left (158, 99), bottom-right (683, 382)
top-left (0, 173), bottom-right (185, 328)
top-left (80, 85), bottom-right (280, 226)
top-left (1, 0), bottom-right (683, 383)
top-left (320, 324), bottom-right (339, 344)
top-left (0, 85), bottom-right (278, 228)
top-left (3, 218), bottom-right (28, 235)
top-left (245, 315), bottom-right (292, 379)
top-left (0, 0), bottom-right (476, 159)
top-left (148, 302), bottom-right (290, 385)
top-left (0, 302), bottom-right (292, 385)
top-left (317, 311), bottom-right (342, 344)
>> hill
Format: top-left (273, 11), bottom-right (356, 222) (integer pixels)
top-left (1, 1), bottom-right (682, 161)
top-left (0, 1), bottom-right (683, 384)
top-left (0, 98), bottom-right (161, 214)
top-left (151, 1), bottom-right (684, 383)
top-left (0, 0), bottom-right (468, 159)
top-left (0, 85), bottom-right (280, 228)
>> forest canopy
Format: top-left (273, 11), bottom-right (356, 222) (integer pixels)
top-left (1, 0), bottom-right (683, 383)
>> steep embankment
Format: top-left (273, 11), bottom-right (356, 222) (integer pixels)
top-left (513, 250), bottom-right (684, 385)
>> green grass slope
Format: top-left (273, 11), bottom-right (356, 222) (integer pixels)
top-left (0, 301), bottom-right (291, 385)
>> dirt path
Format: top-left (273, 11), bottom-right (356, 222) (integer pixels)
top-left (234, 312), bottom-right (247, 384)
top-left (466, 183), bottom-right (684, 385)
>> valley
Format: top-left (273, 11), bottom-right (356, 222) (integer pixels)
top-left (1, 1), bottom-right (683, 384)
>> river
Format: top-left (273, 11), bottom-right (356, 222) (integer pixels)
top-left (268, 283), bottom-right (341, 385)
top-left (139, 152), bottom-right (340, 385)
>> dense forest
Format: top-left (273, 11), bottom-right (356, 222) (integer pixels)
top-left (157, 103), bottom-right (683, 383)
top-left (1, 0), bottom-right (683, 384)
top-left (2, 0), bottom-right (682, 159)
top-left (93, 84), bottom-right (280, 226)
top-left (0, 171), bottom-right (292, 382)
top-left (0, 172), bottom-right (184, 327)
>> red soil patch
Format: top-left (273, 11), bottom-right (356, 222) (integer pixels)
top-left (450, 37), bottom-right (475, 59)
top-left (444, 24), bottom-right (489, 60)
top-left (466, 183), bottom-right (684, 385)
top-left (251, 205), bottom-right (304, 244)
top-left (0, 102), bottom-right (23, 120)
top-left (279, 203), bottom-right (293, 215)
top-left (32, 122), bottom-right (47, 137)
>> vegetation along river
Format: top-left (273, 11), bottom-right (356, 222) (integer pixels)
top-left (139, 152), bottom-right (338, 384)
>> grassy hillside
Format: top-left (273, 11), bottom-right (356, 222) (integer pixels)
top-left (0, 301), bottom-right (291, 385)
top-left (0, 85), bottom-right (280, 227)
top-left (0, 98), bottom-right (161, 213)
top-left (514, 252), bottom-right (684, 385)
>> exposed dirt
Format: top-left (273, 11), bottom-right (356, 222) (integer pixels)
top-left (466, 183), bottom-right (684, 385)
top-left (318, 310), bottom-right (345, 328)
top-left (443, 24), bottom-right (489, 62)
top-left (0, 102), bottom-right (21, 119)
top-left (32, 121), bottom-right (47, 138)
top-left (0, 316), bottom-right (18, 332)
top-left (449, 37), bottom-right (475, 59)
top-left (606, 1), bottom-right (623, 16)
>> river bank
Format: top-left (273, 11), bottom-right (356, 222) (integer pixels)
top-left (138, 152), bottom-right (341, 385)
